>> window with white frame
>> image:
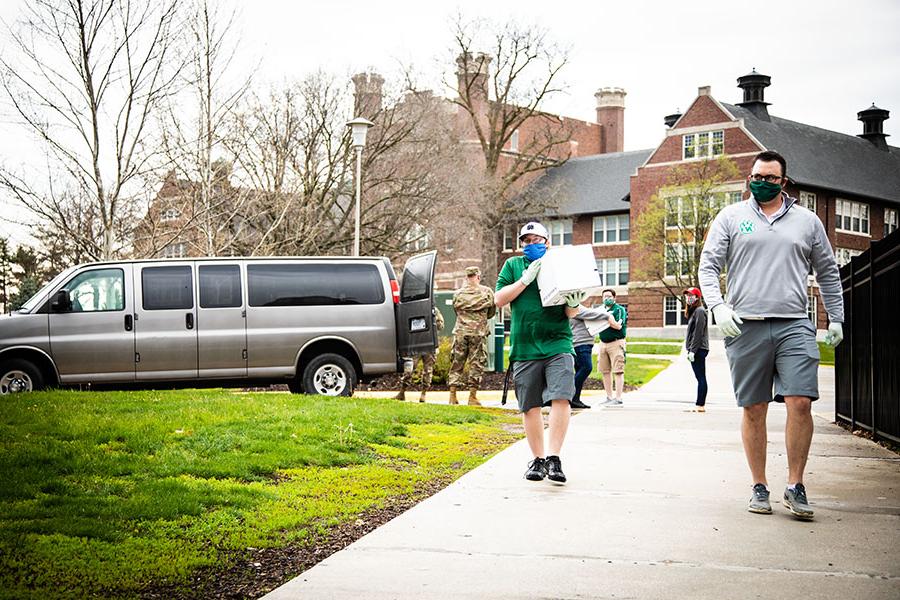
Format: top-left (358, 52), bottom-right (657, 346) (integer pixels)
top-left (404, 223), bottom-right (430, 251)
top-left (799, 192), bottom-right (817, 213)
top-left (665, 243), bottom-right (696, 277)
top-left (885, 207), bottom-right (898, 237)
top-left (502, 226), bottom-right (517, 252)
top-left (596, 257), bottom-right (629, 286)
top-left (664, 296), bottom-right (685, 326)
top-left (161, 207), bottom-right (181, 222)
top-left (592, 214), bottom-right (630, 244)
top-left (547, 219), bottom-right (572, 246)
top-left (807, 287), bottom-right (817, 325)
top-left (728, 190), bottom-right (743, 204)
top-left (162, 242), bottom-right (187, 258)
top-left (509, 129), bottom-right (520, 152)
top-left (835, 199), bottom-right (870, 235)
top-left (835, 247), bottom-right (861, 267)
top-left (683, 130), bottom-right (724, 160)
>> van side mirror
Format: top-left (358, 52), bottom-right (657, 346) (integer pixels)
top-left (51, 289), bottom-right (72, 312)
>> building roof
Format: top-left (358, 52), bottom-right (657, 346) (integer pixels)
top-left (723, 103), bottom-right (900, 205)
top-left (533, 149), bottom-right (654, 217)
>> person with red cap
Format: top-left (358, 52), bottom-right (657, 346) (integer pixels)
top-left (683, 287), bottom-right (709, 412)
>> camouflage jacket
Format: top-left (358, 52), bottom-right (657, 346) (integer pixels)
top-left (452, 284), bottom-right (496, 336)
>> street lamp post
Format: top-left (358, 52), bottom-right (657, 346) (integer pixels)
top-left (346, 117), bottom-right (374, 256)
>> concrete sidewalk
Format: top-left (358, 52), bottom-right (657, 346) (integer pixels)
top-left (265, 342), bottom-right (899, 599)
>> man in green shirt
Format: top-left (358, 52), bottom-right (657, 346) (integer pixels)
top-left (495, 222), bottom-right (585, 484)
top-left (597, 288), bottom-right (627, 406)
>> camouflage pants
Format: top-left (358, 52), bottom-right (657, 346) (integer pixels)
top-left (448, 334), bottom-right (488, 388)
top-left (399, 353), bottom-right (437, 390)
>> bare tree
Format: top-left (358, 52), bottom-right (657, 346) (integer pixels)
top-left (448, 16), bottom-right (576, 279)
top-left (137, 0), bottom-right (254, 258)
top-left (223, 72), bottom-right (468, 259)
top-left (0, 0), bottom-right (184, 262)
top-left (632, 157), bottom-right (742, 300)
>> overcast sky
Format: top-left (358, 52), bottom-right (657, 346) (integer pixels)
top-left (2, 0), bottom-right (899, 246)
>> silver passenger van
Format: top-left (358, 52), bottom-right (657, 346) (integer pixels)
top-left (0, 252), bottom-right (437, 396)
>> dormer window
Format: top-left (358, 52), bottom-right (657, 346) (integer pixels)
top-left (161, 207), bottom-right (181, 222)
top-left (683, 130), bottom-right (724, 159)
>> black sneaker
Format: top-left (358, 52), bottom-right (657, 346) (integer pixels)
top-left (546, 455), bottom-right (567, 484)
top-left (524, 457), bottom-right (547, 481)
top-left (570, 399), bottom-right (591, 410)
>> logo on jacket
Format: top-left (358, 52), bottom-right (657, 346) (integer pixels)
top-left (738, 220), bottom-right (755, 234)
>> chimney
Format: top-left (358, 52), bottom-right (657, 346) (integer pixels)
top-left (858, 103), bottom-right (890, 151)
top-left (351, 72), bottom-right (384, 119)
top-left (736, 68), bottom-right (771, 121)
top-left (456, 52), bottom-right (492, 104)
top-left (664, 109), bottom-right (682, 128)
top-left (595, 87), bottom-right (626, 154)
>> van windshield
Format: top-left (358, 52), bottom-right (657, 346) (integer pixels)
top-left (17, 266), bottom-right (78, 313)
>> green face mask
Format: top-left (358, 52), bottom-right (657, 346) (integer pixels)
top-left (603, 298), bottom-right (615, 307)
top-left (749, 180), bottom-right (782, 203)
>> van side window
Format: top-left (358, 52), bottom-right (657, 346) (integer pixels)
top-left (64, 268), bottom-right (125, 312)
top-left (199, 265), bottom-right (242, 309)
top-left (142, 266), bottom-right (193, 310)
top-left (248, 264), bottom-right (385, 307)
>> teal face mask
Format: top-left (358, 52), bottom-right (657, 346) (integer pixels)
top-left (749, 180), bottom-right (782, 203)
top-left (603, 298), bottom-right (615, 307)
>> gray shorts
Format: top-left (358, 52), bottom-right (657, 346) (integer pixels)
top-left (724, 318), bottom-right (819, 407)
top-left (512, 353), bottom-right (576, 413)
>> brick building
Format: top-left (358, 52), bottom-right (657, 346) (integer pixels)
top-left (351, 53), bottom-right (631, 290)
top-left (522, 70), bottom-right (900, 331)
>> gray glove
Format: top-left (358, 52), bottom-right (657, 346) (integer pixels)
top-left (564, 290), bottom-right (587, 308)
top-left (712, 304), bottom-right (743, 338)
top-left (824, 323), bottom-right (843, 347)
top-left (519, 258), bottom-right (542, 287)
top-left (687, 351), bottom-right (695, 362)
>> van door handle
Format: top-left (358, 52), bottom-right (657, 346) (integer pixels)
top-left (124, 314), bottom-right (133, 331)
top-left (186, 313), bottom-right (194, 330)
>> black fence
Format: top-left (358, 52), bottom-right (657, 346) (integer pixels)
top-left (835, 228), bottom-right (900, 444)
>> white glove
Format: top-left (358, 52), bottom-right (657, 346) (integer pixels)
top-left (687, 351), bottom-right (695, 362)
top-left (712, 304), bottom-right (743, 337)
top-left (519, 258), bottom-right (542, 287)
top-left (564, 290), bottom-right (587, 308)
top-left (824, 322), bottom-right (843, 347)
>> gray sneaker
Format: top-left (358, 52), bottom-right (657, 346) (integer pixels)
top-left (783, 483), bottom-right (814, 520)
top-left (604, 399), bottom-right (623, 407)
top-left (748, 483), bottom-right (772, 514)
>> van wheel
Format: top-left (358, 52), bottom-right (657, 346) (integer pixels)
top-left (301, 354), bottom-right (356, 397)
top-left (0, 359), bottom-right (44, 395)
top-left (286, 379), bottom-right (303, 394)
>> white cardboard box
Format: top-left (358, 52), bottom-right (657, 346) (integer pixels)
top-left (536, 244), bottom-right (604, 307)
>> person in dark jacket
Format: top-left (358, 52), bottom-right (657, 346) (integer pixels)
top-left (683, 287), bottom-right (709, 412)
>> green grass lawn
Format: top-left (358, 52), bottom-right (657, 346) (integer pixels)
top-left (625, 343), bottom-right (682, 355)
top-left (627, 337), bottom-right (683, 343)
top-left (819, 341), bottom-right (835, 366)
top-left (0, 389), bottom-right (521, 599)
top-left (589, 355), bottom-right (673, 388)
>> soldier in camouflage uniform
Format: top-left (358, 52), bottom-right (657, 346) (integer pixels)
top-left (449, 266), bottom-right (496, 406)
top-left (396, 308), bottom-right (444, 402)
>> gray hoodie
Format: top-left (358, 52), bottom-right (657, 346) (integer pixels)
top-left (698, 195), bottom-right (843, 323)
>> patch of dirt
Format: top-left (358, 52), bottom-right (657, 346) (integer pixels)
top-left (357, 371), bottom-right (636, 393)
top-left (140, 479), bottom-right (451, 600)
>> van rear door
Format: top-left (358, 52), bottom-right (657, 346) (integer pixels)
top-left (396, 251), bottom-right (437, 357)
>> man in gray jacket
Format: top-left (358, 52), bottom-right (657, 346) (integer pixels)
top-left (698, 150), bottom-right (844, 520)
top-left (568, 303), bottom-right (609, 409)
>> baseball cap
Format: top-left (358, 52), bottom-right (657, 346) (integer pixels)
top-left (518, 222), bottom-right (549, 242)
top-left (684, 287), bottom-right (702, 297)
top-left (465, 266), bottom-right (481, 276)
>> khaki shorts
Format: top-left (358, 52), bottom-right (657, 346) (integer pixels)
top-left (599, 339), bottom-right (626, 374)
